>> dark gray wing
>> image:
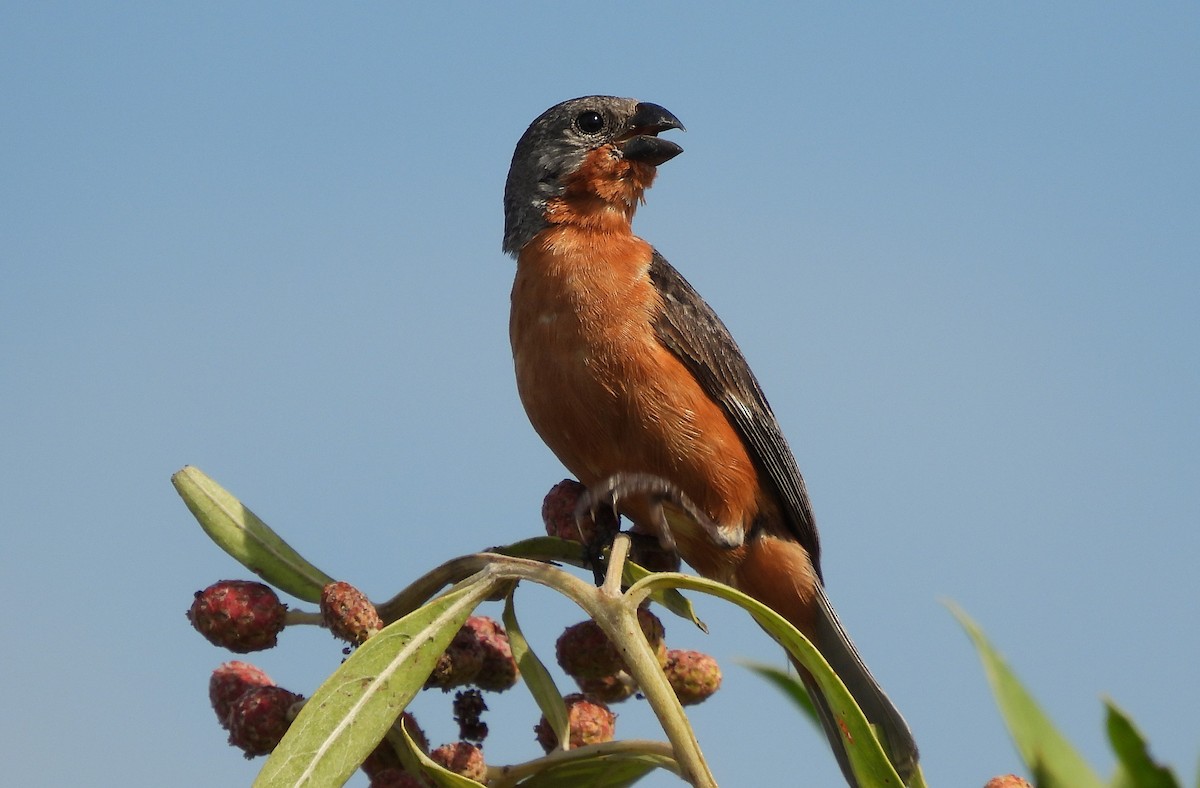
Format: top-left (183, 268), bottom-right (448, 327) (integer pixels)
top-left (648, 250), bottom-right (823, 578)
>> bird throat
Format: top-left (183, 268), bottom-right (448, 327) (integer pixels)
top-left (543, 146), bottom-right (657, 233)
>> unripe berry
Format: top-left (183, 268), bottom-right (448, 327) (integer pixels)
top-left (320, 581), bottom-right (382, 646)
top-left (663, 649), bottom-right (722, 706)
top-left (534, 693), bottom-right (616, 752)
top-left (226, 685), bottom-right (304, 757)
top-left (634, 607), bottom-right (667, 665)
top-left (209, 661), bottom-right (274, 729)
top-left (556, 608), bottom-right (667, 680)
top-left (542, 479), bottom-right (586, 541)
top-left (542, 479), bottom-right (619, 545)
top-left (426, 623), bottom-right (486, 690)
top-left (575, 670), bottom-right (637, 704)
top-left (984, 777), bottom-right (1033, 788)
top-left (188, 580), bottom-right (287, 653)
top-left (429, 741), bottom-right (487, 783)
top-left (465, 616), bottom-right (519, 692)
top-left (556, 620), bottom-right (621, 680)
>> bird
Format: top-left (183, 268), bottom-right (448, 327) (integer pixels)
top-left (502, 95), bottom-right (918, 786)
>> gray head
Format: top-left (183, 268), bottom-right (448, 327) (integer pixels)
top-left (502, 95), bottom-right (684, 257)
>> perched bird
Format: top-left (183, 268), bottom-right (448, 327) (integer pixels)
top-left (503, 95), bottom-right (918, 785)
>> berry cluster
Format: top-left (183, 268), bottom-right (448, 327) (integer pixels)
top-left (541, 478), bottom-right (680, 572)
top-left (554, 608), bottom-right (721, 712)
top-left (186, 478), bottom-right (724, 785)
top-left (545, 481), bottom-right (722, 711)
top-left (208, 660), bottom-right (302, 757)
top-left (188, 577), bottom-right (520, 782)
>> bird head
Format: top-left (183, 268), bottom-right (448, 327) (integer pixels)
top-left (503, 96), bottom-right (684, 257)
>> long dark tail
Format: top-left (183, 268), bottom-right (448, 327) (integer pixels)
top-left (798, 585), bottom-right (919, 786)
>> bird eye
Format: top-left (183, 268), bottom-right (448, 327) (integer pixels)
top-left (575, 110), bottom-right (605, 134)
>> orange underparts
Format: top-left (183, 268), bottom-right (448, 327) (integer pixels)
top-left (510, 143), bottom-right (819, 621)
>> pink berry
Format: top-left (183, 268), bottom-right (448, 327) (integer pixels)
top-left (465, 616), bottom-right (519, 692)
top-left (557, 608), bottom-right (667, 680)
top-left (663, 649), bottom-right (722, 706)
top-left (575, 671), bottom-right (637, 704)
top-left (226, 685), bottom-right (304, 757)
top-left (320, 581), bottom-right (382, 645)
top-left (209, 661), bottom-right (274, 729)
top-left (541, 479), bottom-right (620, 545)
top-left (188, 580), bottom-right (287, 653)
top-left (983, 777), bottom-right (1033, 788)
top-left (534, 693), bottom-right (616, 752)
top-left (426, 623), bottom-right (486, 690)
top-left (429, 741), bottom-right (487, 782)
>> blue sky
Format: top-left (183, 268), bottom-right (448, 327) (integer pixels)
top-left (2, 4), bottom-right (1197, 786)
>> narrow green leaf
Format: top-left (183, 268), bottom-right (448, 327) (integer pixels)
top-left (628, 572), bottom-right (903, 787)
top-left (739, 661), bottom-right (819, 728)
top-left (253, 574), bottom-right (497, 788)
top-left (907, 764), bottom-right (932, 788)
top-left (378, 717), bottom-right (428, 781)
top-left (400, 727), bottom-right (484, 788)
top-left (375, 554), bottom-right (495, 623)
top-left (503, 589), bottom-right (570, 750)
top-left (491, 536), bottom-right (588, 564)
top-left (172, 466), bottom-right (334, 602)
top-left (948, 602), bottom-right (1104, 788)
top-left (516, 753), bottom-right (670, 787)
top-left (489, 741), bottom-right (677, 787)
top-left (623, 561), bottom-right (707, 633)
top-left (1104, 699), bottom-right (1179, 788)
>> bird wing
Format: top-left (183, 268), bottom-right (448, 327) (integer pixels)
top-left (647, 250), bottom-right (823, 577)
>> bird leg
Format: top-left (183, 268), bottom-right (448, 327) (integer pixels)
top-left (573, 501), bottom-right (620, 585)
top-left (576, 471), bottom-right (742, 567)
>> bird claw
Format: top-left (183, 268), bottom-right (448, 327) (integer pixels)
top-left (577, 472), bottom-right (741, 559)
top-left (572, 488), bottom-right (620, 585)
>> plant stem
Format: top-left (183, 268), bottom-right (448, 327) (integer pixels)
top-left (283, 609), bottom-right (324, 627)
top-left (375, 554), bottom-right (494, 623)
top-left (487, 739), bottom-right (680, 786)
top-left (579, 535), bottom-right (716, 788)
top-left (372, 549), bottom-right (719, 786)
top-left (601, 532), bottom-right (631, 597)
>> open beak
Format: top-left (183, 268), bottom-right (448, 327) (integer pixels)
top-left (620, 102), bottom-right (685, 166)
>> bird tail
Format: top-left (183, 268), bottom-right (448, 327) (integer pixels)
top-left (798, 585), bottom-right (919, 787)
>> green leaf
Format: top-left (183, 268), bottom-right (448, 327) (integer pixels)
top-left (515, 752), bottom-right (670, 787)
top-left (377, 717), bottom-right (428, 782)
top-left (503, 589), bottom-right (570, 750)
top-left (172, 466), bottom-right (334, 602)
top-left (622, 561), bottom-right (707, 633)
top-left (628, 572), bottom-right (903, 787)
top-left (253, 574), bottom-right (497, 788)
top-left (948, 602), bottom-right (1104, 788)
top-left (400, 726), bottom-right (484, 788)
top-left (491, 536), bottom-right (588, 564)
top-left (1104, 699), bottom-right (1179, 788)
top-left (739, 661), bottom-right (819, 728)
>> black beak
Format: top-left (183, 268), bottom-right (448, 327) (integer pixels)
top-left (629, 102), bottom-right (685, 135)
top-left (620, 102), bottom-right (685, 166)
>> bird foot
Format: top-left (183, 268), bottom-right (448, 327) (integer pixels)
top-left (576, 472), bottom-right (742, 559)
